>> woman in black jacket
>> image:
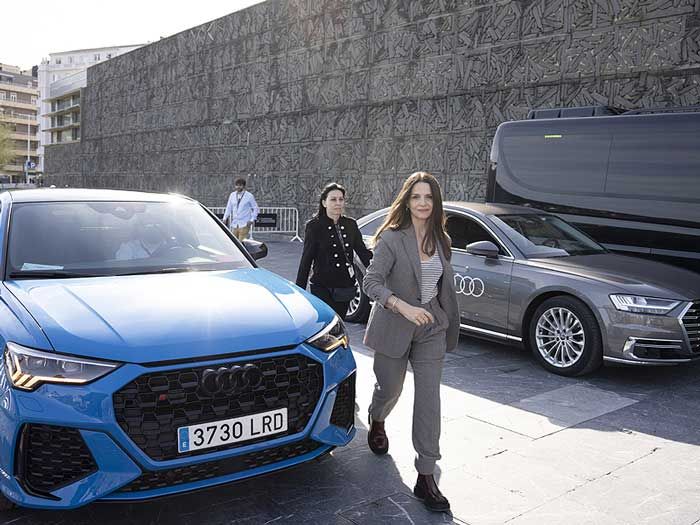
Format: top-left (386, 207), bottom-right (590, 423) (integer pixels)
top-left (296, 183), bottom-right (372, 319)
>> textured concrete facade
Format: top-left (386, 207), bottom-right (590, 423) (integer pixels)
top-left (45, 0), bottom-right (700, 223)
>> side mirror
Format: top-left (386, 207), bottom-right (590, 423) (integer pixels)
top-left (466, 240), bottom-right (500, 258)
top-left (242, 239), bottom-right (268, 261)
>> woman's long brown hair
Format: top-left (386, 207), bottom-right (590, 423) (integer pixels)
top-left (372, 172), bottom-right (451, 260)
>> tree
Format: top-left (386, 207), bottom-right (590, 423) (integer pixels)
top-left (0, 124), bottom-right (12, 168)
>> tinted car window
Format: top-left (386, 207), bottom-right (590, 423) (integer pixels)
top-left (502, 133), bottom-right (611, 194)
top-left (493, 214), bottom-right (606, 258)
top-left (8, 201), bottom-right (251, 278)
top-left (446, 214), bottom-right (506, 255)
top-left (606, 132), bottom-right (700, 202)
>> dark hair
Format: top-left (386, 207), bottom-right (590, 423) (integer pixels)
top-left (316, 182), bottom-right (346, 219)
top-left (234, 178), bottom-right (247, 187)
top-left (373, 172), bottom-right (451, 259)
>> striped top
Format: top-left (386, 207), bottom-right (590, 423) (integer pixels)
top-left (420, 252), bottom-right (443, 304)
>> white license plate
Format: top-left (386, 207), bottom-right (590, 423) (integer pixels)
top-left (177, 408), bottom-right (288, 453)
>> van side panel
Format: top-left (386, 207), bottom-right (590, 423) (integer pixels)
top-left (488, 113), bottom-right (700, 273)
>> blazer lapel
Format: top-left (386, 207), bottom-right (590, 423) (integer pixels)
top-left (401, 227), bottom-right (422, 289)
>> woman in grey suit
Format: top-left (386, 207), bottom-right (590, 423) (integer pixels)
top-left (362, 171), bottom-right (459, 513)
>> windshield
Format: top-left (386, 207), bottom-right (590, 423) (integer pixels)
top-left (7, 200), bottom-right (251, 278)
top-left (492, 214), bottom-right (606, 258)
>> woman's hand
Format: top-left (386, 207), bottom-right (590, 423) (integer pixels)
top-left (396, 301), bottom-right (434, 326)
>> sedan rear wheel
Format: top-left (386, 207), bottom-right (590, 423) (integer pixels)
top-left (529, 296), bottom-right (603, 376)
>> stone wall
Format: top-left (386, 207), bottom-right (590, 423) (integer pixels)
top-left (46, 0), bottom-right (700, 224)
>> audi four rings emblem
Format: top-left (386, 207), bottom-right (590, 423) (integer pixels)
top-left (200, 363), bottom-right (263, 396)
top-left (454, 274), bottom-right (485, 297)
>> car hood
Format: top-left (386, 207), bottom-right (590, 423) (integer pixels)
top-left (526, 253), bottom-right (700, 301)
top-left (5, 269), bottom-right (332, 363)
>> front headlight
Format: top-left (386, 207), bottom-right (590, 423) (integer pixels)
top-left (610, 295), bottom-right (681, 315)
top-left (306, 316), bottom-right (349, 352)
top-left (4, 342), bottom-right (120, 391)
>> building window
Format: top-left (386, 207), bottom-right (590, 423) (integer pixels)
top-left (94, 54), bottom-right (101, 61)
top-left (107, 53), bottom-right (112, 59)
top-left (0, 92), bottom-right (5, 101)
top-left (55, 58), bottom-right (61, 65)
top-left (10, 93), bottom-right (17, 102)
top-left (31, 96), bottom-right (37, 105)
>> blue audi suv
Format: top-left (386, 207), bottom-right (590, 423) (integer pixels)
top-left (0, 189), bottom-right (356, 509)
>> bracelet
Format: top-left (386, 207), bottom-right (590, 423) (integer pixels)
top-left (388, 296), bottom-right (399, 313)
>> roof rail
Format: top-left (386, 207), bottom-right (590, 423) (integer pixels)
top-left (526, 106), bottom-right (624, 119)
top-left (622, 106), bottom-right (700, 115)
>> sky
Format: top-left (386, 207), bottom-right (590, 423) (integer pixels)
top-left (2, 0), bottom-right (265, 70)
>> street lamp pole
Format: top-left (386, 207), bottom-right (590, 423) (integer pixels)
top-left (25, 113), bottom-right (30, 185)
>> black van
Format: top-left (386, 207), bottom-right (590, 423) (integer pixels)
top-left (487, 106), bottom-right (700, 273)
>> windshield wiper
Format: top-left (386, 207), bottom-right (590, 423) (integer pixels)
top-left (8, 271), bottom-right (102, 279)
top-left (115, 267), bottom-right (198, 276)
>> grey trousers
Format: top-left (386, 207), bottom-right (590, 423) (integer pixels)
top-left (369, 297), bottom-right (448, 475)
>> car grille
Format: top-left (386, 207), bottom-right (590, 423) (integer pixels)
top-left (113, 354), bottom-right (324, 461)
top-left (17, 424), bottom-right (98, 494)
top-left (118, 438), bottom-right (322, 493)
top-left (330, 373), bottom-right (355, 431)
top-left (682, 302), bottom-right (700, 354)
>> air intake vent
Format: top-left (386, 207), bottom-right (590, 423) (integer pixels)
top-left (17, 424), bottom-right (98, 495)
top-left (330, 373), bottom-right (356, 431)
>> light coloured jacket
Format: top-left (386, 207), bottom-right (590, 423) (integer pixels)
top-left (362, 226), bottom-right (459, 358)
top-left (223, 190), bottom-right (259, 228)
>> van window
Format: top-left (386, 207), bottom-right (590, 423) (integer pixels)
top-left (502, 133), bottom-right (611, 194)
top-left (606, 132), bottom-right (700, 202)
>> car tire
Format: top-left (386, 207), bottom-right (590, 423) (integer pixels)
top-left (345, 267), bottom-right (371, 324)
top-left (0, 493), bottom-right (15, 511)
top-left (528, 296), bottom-right (603, 377)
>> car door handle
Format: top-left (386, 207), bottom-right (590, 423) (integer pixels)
top-left (455, 265), bottom-right (469, 272)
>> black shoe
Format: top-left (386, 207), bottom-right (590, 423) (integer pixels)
top-left (367, 414), bottom-right (389, 455)
top-left (413, 474), bottom-right (450, 512)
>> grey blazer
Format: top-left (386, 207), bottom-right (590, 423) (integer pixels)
top-left (362, 226), bottom-right (460, 358)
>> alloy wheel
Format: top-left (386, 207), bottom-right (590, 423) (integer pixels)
top-left (535, 307), bottom-right (586, 368)
top-left (346, 283), bottom-right (362, 317)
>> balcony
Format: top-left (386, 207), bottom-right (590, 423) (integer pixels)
top-left (0, 99), bottom-right (38, 111)
top-left (0, 81), bottom-right (39, 95)
top-left (45, 101), bottom-right (80, 117)
top-left (10, 148), bottom-right (39, 157)
top-left (45, 121), bottom-right (80, 132)
top-left (0, 113), bottom-right (38, 126)
top-left (10, 132), bottom-right (38, 141)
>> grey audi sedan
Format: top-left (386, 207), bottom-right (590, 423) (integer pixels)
top-left (348, 202), bottom-right (700, 376)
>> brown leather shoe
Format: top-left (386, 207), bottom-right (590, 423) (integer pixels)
top-left (367, 415), bottom-right (389, 455)
top-left (413, 474), bottom-right (450, 512)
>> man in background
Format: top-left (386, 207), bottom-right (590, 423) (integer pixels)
top-left (223, 177), bottom-right (259, 241)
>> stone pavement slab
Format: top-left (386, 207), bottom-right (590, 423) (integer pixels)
top-left (340, 491), bottom-right (468, 524)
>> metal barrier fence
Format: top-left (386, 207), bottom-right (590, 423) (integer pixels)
top-left (208, 206), bottom-right (302, 242)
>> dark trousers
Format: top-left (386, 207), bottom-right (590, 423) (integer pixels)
top-left (310, 284), bottom-right (349, 320)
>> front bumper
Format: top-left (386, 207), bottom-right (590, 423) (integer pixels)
top-left (601, 301), bottom-right (700, 365)
top-left (0, 344), bottom-right (356, 509)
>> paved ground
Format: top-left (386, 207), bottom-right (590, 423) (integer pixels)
top-left (6, 240), bottom-right (700, 524)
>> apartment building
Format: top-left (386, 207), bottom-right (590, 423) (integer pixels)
top-left (0, 63), bottom-right (39, 185)
top-left (38, 45), bottom-right (142, 171)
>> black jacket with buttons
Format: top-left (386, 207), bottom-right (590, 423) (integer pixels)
top-left (296, 214), bottom-right (373, 290)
